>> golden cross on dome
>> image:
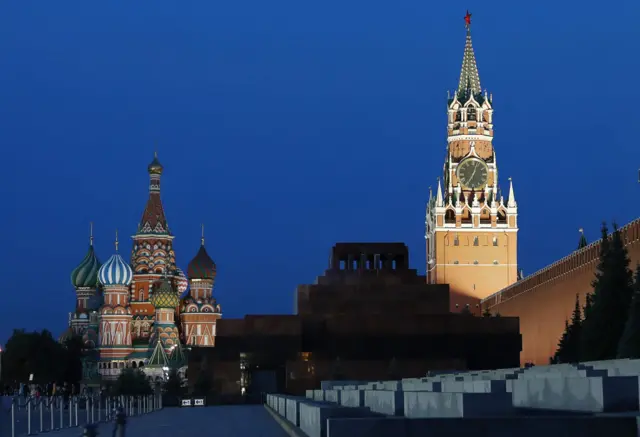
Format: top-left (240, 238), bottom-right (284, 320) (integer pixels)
top-left (89, 222), bottom-right (94, 246)
top-left (115, 229), bottom-right (119, 252)
top-left (201, 223), bottom-right (205, 246)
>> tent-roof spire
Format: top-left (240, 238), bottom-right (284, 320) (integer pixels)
top-left (457, 10), bottom-right (482, 97)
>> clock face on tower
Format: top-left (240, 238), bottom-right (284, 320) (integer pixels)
top-left (457, 157), bottom-right (488, 189)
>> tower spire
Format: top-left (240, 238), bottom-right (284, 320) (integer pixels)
top-left (138, 152), bottom-right (170, 235)
top-left (578, 228), bottom-right (588, 249)
top-left (507, 177), bottom-right (517, 208)
top-left (457, 10), bottom-right (482, 97)
top-left (436, 177), bottom-right (443, 207)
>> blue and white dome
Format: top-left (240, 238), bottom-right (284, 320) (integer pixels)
top-left (98, 253), bottom-right (133, 287)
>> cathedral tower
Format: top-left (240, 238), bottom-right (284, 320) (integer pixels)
top-left (426, 12), bottom-right (518, 313)
top-left (69, 223), bottom-right (102, 336)
top-left (97, 232), bottom-right (134, 364)
top-left (180, 225), bottom-right (221, 347)
top-left (130, 153), bottom-right (178, 342)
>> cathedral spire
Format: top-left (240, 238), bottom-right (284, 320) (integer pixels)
top-left (457, 10), bottom-right (482, 97)
top-left (507, 177), bottom-right (517, 208)
top-left (138, 152), bottom-right (170, 235)
top-left (436, 177), bottom-right (443, 207)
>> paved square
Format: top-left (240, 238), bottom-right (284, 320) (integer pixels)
top-left (3, 406), bottom-right (289, 437)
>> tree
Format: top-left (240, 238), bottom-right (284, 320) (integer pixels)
top-left (581, 222), bottom-right (634, 361)
top-left (583, 292), bottom-right (594, 321)
top-left (1, 329), bottom-right (70, 384)
top-left (61, 335), bottom-right (85, 385)
top-left (113, 368), bottom-right (152, 395)
top-left (553, 320), bottom-right (571, 364)
top-left (617, 265), bottom-right (640, 358)
top-left (482, 307), bottom-right (492, 317)
top-left (164, 368), bottom-right (183, 396)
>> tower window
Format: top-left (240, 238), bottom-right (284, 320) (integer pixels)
top-left (467, 106), bottom-right (476, 121)
top-left (445, 209), bottom-right (455, 224)
top-left (497, 210), bottom-right (507, 224)
top-left (454, 234), bottom-right (460, 246)
top-left (473, 236), bottom-right (479, 246)
top-left (493, 237), bottom-right (498, 246)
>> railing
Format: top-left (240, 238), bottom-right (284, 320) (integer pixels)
top-left (0, 393), bottom-right (163, 437)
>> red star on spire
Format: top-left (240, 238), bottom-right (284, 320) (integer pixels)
top-left (464, 10), bottom-right (472, 28)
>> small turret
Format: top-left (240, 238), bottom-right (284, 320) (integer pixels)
top-left (578, 228), bottom-right (588, 249)
top-left (507, 177), bottom-right (517, 208)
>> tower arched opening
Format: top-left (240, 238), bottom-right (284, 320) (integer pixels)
top-left (497, 209), bottom-right (507, 224)
top-left (445, 209), bottom-right (456, 224)
top-left (480, 208), bottom-right (491, 224)
top-left (460, 208), bottom-right (472, 225)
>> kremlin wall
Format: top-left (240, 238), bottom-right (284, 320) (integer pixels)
top-left (482, 219), bottom-right (640, 365)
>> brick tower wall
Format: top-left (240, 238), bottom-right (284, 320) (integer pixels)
top-left (482, 218), bottom-right (640, 365)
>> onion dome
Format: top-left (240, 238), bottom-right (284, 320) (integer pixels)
top-left (187, 227), bottom-right (217, 280)
top-left (71, 245), bottom-right (102, 289)
top-left (71, 224), bottom-right (102, 289)
top-left (148, 151), bottom-right (163, 175)
top-left (98, 231), bottom-right (133, 287)
top-left (174, 268), bottom-right (189, 295)
top-left (151, 277), bottom-right (179, 308)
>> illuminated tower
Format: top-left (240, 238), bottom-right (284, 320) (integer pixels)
top-left (69, 223), bottom-right (102, 337)
top-left (425, 11), bottom-right (518, 313)
top-left (130, 152), bottom-right (178, 342)
top-left (98, 231), bottom-right (134, 368)
top-left (180, 225), bottom-right (221, 347)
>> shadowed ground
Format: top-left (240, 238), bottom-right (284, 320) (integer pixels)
top-left (2, 405), bottom-right (288, 437)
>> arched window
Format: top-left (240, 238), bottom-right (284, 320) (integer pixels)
top-left (467, 106), bottom-right (476, 121)
top-left (445, 209), bottom-right (455, 224)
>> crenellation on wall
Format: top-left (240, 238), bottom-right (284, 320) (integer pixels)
top-left (482, 217), bottom-right (640, 364)
top-left (483, 218), bottom-right (640, 308)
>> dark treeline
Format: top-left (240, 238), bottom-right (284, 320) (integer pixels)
top-left (552, 222), bottom-right (640, 363)
top-left (0, 329), bottom-right (83, 393)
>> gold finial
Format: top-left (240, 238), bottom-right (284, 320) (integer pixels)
top-left (508, 177), bottom-right (512, 182)
top-left (115, 229), bottom-right (119, 252)
top-left (89, 222), bottom-right (94, 246)
top-left (154, 150), bottom-right (158, 159)
top-left (579, 228), bottom-right (584, 234)
top-left (201, 223), bottom-right (205, 246)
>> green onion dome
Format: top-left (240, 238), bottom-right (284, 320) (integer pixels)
top-left (71, 245), bottom-right (102, 289)
top-left (151, 278), bottom-right (179, 309)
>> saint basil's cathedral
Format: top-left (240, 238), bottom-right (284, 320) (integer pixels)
top-left (61, 154), bottom-right (221, 381)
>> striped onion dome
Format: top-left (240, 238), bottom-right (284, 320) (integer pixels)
top-left (98, 253), bottom-right (133, 287)
top-left (174, 268), bottom-right (189, 295)
top-left (151, 278), bottom-right (179, 308)
top-left (187, 244), bottom-right (217, 280)
top-left (71, 245), bottom-right (102, 289)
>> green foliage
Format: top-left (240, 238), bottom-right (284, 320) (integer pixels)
top-left (113, 368), bottom-right (152, 395)
top-left (553, 294), bottom-right (582, 363)
top-left (482, 307), bottom-right (492, 317)
top-left (581, 222), bottom-right (634, 361)
top-left (1, 329), bottom-right (83, 384)
top-left (617, 265), bottom-right (640, 358)
top-left (163, 367), bottom-right (183, 396)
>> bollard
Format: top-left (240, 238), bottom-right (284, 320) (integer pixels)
top-left (75, 397), bottom-right (79, 427)
top-left (98, 396), bottom-right (102, 422)
top-left (27, 399), bottom-right (32, 435)
top-left (91, 396), bottom-right (95, 423)
top-left (11, 401), bottom-right (16, 437)
top-left (50, 397), bottom-right (55, 430)
top-left (86, 396), bottom-right (90, 424)
top-left (59, 396), bottom-right (63, 428)
top-left (39, 399), bottom-right (44, 433)
top-left (84, 423), bottom-right (98, 437)
top-left (114, 407), bottom-right (126, 437)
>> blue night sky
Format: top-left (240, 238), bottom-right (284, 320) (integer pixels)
top-left (1, 1), bottom-right (639, 343)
